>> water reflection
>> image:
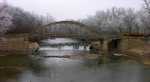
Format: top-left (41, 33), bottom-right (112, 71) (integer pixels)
top-left (0, 46), bottom-right (150, 82)
top-left (0, 54), bottom-right (47, 82)
top-left (0, 56), bottom-right (28, 82)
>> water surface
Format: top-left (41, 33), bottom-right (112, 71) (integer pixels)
top-left (0, 46), bottom-right (150, 82)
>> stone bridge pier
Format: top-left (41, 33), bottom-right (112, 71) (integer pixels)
top-left (90, 38), bottom-right (122, 55)
top-left (89, 33), bottom-right (147, 57)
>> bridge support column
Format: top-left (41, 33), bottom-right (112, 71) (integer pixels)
top-left (95, 39), bottom-right (109, 63)
top-left (101, 39), bottom-right (109, 55)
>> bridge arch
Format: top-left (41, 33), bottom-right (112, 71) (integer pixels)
top-left (36, 21), bottom-right (101, 40)
top-left (30, 21), bottom-right (124, 54)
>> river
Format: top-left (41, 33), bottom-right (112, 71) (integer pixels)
top-left (0, 39), bottom-right (150, 82)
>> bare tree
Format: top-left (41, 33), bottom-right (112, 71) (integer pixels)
top-left (81, 7), bottom-right (144, 35)
top-left (141, 0), bottom-right (150, 33)
top-left (5, 6), bottom-right (54, 34)
top-left (121, 9), bottom-right (136, 33)
top-left (0, 3), bottom-right (13, 35)
top-left (143, 0), bottom-right (150, 13)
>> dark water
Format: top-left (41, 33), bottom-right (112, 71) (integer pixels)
top-left (0, 47), bottom-right (150, 82)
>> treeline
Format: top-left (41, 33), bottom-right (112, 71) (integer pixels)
top-left (0, 3), bottom-right (54, 35)
top-left (1, 0), bottom-right (150, 36)
top-left (81, 0), bottom-right (150, 35)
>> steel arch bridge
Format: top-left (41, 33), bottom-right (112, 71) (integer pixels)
top-left (34, 20), bottom-right (101, 40)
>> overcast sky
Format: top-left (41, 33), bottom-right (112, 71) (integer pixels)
top-left (2, 0), bottom-right (144, 20)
